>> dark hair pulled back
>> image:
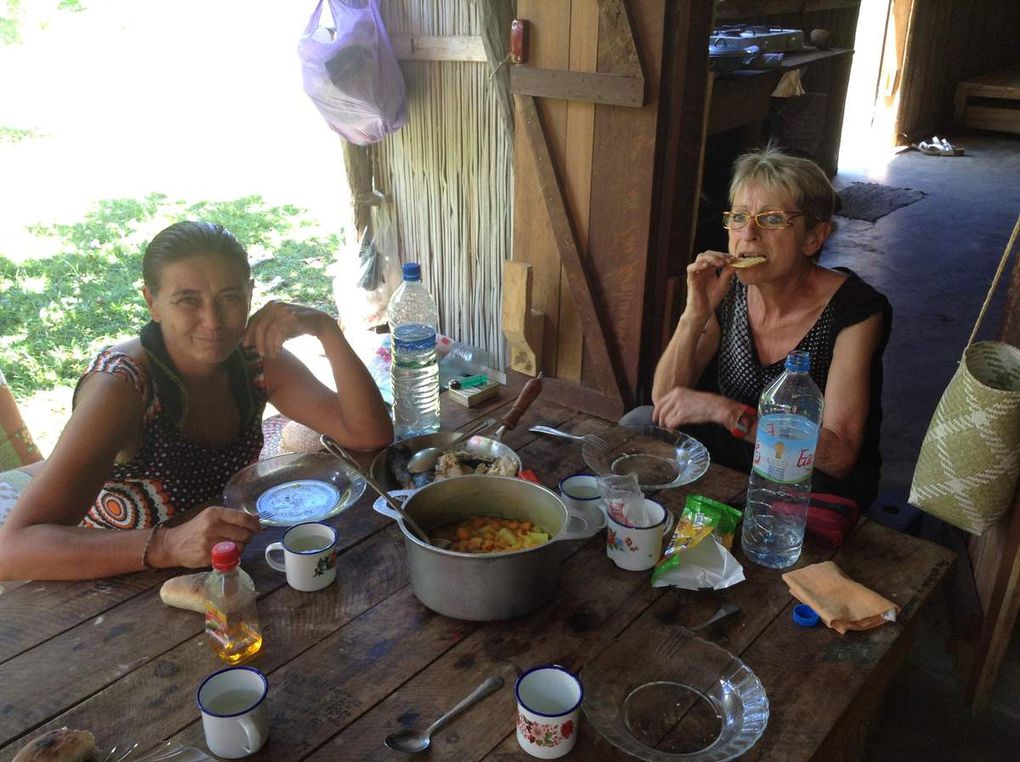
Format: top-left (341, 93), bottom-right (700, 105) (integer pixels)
top-left (142, 221), bottom-right (250, 294)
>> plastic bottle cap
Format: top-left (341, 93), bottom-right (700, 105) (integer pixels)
top-left (793, 603), bottom-right (820, 627)
top-left (211, 541), bottom-right (240, 570)
top-left (785, 351), bottom-right (811, 373)
top-left (401, 262), bottom-right (422, 281)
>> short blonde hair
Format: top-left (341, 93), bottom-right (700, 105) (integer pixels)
top-left (729, 145), bottom-right (835, 228)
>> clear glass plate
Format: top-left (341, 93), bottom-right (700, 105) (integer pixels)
top-left (222, 452), bottom-right (366, 526)
top-left (582, 624), bottom-right (768, 761)
top-left (582, 426), bottom-right (710, 490)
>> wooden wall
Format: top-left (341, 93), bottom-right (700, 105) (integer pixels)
top-left (511, 0), bottom-right (665, 409)
top-left (897, 0), bottom-right (1020, 141)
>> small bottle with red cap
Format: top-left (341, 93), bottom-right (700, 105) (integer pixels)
top-left (204, 541), bottom-right (263, 664)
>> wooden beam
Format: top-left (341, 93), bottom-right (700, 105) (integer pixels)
top-left (390, 35), bottom-right (487, 62)
top-left (509, 0), bottom-right (646, 109)
top-left (713, 0), bottom-right (860, 20)
top-left (510, 67), bottom-right (644, 107)
top-left (516, 92), bottom-right (626, 409)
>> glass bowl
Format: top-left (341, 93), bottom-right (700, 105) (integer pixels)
top-left (582, 426), bottom-right (710, 490)
top-left (582, 624), bottom-right (768, 761)
top-left (223, 452), bottom-right (366, 526)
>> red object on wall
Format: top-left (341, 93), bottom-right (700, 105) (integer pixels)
top-left (510, 19), bottom-right (529, 64)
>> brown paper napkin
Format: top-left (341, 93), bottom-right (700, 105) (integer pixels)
top-left (782, 561), bottom-right (900, 635)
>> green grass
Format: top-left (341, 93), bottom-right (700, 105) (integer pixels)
top-left (0, 193), bottom-right (341, 399)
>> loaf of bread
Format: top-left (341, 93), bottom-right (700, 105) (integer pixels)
top-left (159, 571), bottom-right (209, 613)
top-left (12, 728), bottom-right (96, 762)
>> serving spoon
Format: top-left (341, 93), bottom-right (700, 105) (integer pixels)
top-left (406, 373), bottom-right (544, 475)
top-left (320, 434), bottom-right (433, 546)
top-left (385, 675), bottom-right (504, 754)
top-left (405, 417), bottom-right (497, 474)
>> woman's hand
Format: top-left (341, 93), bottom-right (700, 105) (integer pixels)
top-left (652, 387), bottom-right (725, 430)
top-left (244, 301), bottom-right (335, 359)
top-left (684, 250), bottom-right (736, 322)
top-left (156, 507), bottom-right (262, 568)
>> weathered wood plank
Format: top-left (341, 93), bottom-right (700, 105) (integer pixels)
top-left (743, 522), bottom-right (954, 760)
top-left (305, 537), bottom-right (666, 760)
top-left (390, 34), bottom-right (487, 62)
top-left (0, 523), bottom-right (408, 756)
top-left (510, 67), bottom-right (644, 107)
top-left (166, 586), bottom-right (477, 759)
top-left (556, 0), bottom-right (599, 385)
top-left (517, 94), bottom-right (625, 410)
top-left (584, 0), bottom-right (665, 403)
top-left (512, 0), bottom-right (572, 378)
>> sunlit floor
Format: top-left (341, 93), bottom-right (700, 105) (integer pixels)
top-left (827, 132), bottom-right (1020, 759)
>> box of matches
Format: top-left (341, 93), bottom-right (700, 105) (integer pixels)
top-left (447, 380), bottom-right (501, 407)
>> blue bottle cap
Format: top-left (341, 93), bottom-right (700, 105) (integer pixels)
top-left (401, 262), bottom-right (422, 281)
top-left (793, 603), bottom-right (820, 627)
top-left (785, 351), bottom-right (810, 373)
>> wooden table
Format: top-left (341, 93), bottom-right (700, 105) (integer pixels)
top-left (0, 390), bottom-right (955, 761)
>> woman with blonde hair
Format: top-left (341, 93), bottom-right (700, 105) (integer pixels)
top-left (643, 146), bottom-right (891, 507)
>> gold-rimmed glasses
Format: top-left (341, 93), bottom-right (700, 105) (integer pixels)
top-left (722, 210), bottom-right (804, 230)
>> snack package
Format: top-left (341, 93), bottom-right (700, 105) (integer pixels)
top-left (596, 473), bottom-right (648, 525)
top-left (651, 495), bottom-right (744, 588)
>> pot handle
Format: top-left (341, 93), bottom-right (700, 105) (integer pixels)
top-left (555, 503), bottom-right (607, 542)
top-left (372, 490), bottom-right (415, 520)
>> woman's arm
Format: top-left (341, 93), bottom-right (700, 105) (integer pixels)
top-left (814, 313), bottom-right (885, 480)
top-left (249, 301), bottom-right (393, 451)
top-left (652, 251), bottom-right (735, 403)
top-left (0, 373), bottom-right (261, 581)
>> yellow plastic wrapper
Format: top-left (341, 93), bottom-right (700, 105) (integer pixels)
top-left (652, 495), bottom-right (743, 586)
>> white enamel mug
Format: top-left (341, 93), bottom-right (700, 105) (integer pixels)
top-left (606, 498), bottom-right (675, 571)
top-left (515, 664), bottom-right (583, 759)
top-left (264, 522), bottom-right (338, 592)
top-left (558, 473), bottom-right (608, 530)
top-left (196, 666), bottom-right (269, 759)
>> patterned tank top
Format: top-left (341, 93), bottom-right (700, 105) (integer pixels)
top-left (76, 348), bottom-right (267, 529)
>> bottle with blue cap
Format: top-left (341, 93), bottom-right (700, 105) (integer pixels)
top-left (741, 350), bottom-right (824, 569)
top-left (387, 262), bottom-right (441, 439)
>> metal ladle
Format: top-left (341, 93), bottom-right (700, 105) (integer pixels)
top-left (319, 434), bottom-right (433, 546)
top-left (384, 675), bottom-right (504, 754)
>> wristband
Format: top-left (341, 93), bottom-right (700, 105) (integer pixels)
top-left (729, 404), bottom-right (756, 439)
top-left (141, 526), bottom-right (160, 571)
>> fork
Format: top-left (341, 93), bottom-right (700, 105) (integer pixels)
top-left (528, 425), bottom-right (609, 450)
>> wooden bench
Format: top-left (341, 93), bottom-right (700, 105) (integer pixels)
top-left (953, 63), bottom-right (1020, 135)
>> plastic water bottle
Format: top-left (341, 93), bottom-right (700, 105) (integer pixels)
top-left (388, 262), bottom-right (441, 439)
top-left (741, 350), bottom-right (824, 569)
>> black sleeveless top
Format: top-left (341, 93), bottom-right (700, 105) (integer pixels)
top-left (714, 267), bottom-right (892, 505)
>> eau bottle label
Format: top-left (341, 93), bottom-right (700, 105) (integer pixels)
top-left (752, 413), bottom-right (819, 484)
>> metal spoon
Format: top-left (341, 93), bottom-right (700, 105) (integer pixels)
top-left (406, 418), bottom-right (497, 474)
top-left (319, 434), bottom-right (433, 546)
top-left (407, 374), bottom-right (544, 475)
top-left (384, 675), bottom-right (504, 754)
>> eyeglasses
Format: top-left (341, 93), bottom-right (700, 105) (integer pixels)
top-left (722, 210), bottom-right (804, 230)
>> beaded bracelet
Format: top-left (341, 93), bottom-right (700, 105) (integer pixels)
top-left (141, 526), bottom-right (160, 571)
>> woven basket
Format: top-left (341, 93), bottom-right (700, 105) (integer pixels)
top-left (909, 342), bottom-right (1020, 534)
top-left (909, 211), bottom-right (1020, 535)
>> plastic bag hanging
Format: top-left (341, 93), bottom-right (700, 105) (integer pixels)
top-left (298, 0), bottom-right (407, 145)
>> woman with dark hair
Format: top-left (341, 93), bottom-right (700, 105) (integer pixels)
top-left (634, 146), bottom-right (891, 508)
top-left (0, 220), bottom-right (393, 581)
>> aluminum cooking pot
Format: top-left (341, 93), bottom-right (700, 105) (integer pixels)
top-left (373, 475), bottom-right (604, 621)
